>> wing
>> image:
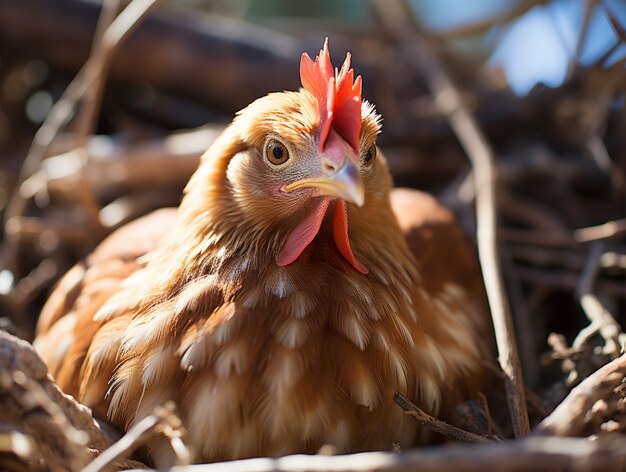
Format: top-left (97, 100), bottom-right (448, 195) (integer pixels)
top-left (390, 188), bottom-right (485, 300)
top-left (390, 188), bottom-right (493, 413)
top-left (34, 208), bottom-right (177, 405)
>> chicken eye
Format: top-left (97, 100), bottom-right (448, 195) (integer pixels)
top-left (362, 145), bottom-right (376, 169)
top-left (265, 139), bottom-right (290, 165)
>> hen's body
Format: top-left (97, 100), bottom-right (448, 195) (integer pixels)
top-left (35, 45), bottom-right (492, 465)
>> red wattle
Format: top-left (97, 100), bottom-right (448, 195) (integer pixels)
top-left (277, 198), bottom-right (367, 275)
top-left (333, 200), bottom-right (368, 274)
top-left (276, 197), bottom-right (330, 267)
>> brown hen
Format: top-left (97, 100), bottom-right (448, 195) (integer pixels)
top-left (34, 40), bottom-right (493, 465)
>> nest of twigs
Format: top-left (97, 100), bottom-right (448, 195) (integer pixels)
top-left (0, 0), bottom-right (625, 470)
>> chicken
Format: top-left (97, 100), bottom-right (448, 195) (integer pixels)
top-left (34, 39), bottom-right (492, 465)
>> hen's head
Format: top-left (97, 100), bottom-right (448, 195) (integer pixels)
top-left (185, 39), bottom-right (388, 274)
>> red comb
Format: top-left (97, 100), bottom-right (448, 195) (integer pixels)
top-left (300, 38), bottom-right (362, 152)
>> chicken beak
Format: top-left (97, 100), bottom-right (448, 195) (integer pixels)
top-left (283, 160), bottom-right (365, 206)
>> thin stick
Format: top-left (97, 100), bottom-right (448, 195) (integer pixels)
top-left (510, 265), bottom-right (626, 298)
top-left (393, 393), bottom-right (498, 444)
top-left (72, 0), bottom-right (160, 229)
top-left (74, 0), bottom-right (158, 149)
top-left (82, 413), bottom-right (163, 472)
top-left (575, 0), bottom-right (600, 62)
top-left (434, 0), bottom-right (549, 39)
top-left (372, 0), bottom-right (530, 437)
top-left (573, 242), bottom-right (624, 355)
top-left (72, 0), bottom-right (122, 150)
top-left (575, 218), bottom-right (626, 242)
top-left (2, 69), bottom-right (90, 279)
top-left (499, 228), bottom-right (579, 248)
top-left (82, 402), bottom-right (186, 472)
top-left (477, 392), bottom-right (494, 436)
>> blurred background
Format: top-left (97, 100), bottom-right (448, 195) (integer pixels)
top-left (0, 0), bottom-right (625, 432)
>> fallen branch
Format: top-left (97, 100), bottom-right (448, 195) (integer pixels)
top-left (573, 242), bottom-right (625, 355)
top-left (24, 126), bottom-right (222, 199)
top-left (393, 392), bottom-right (498, 444)
top-left (575, 218), bottom-right (626, 242)
top-left (508, 266), bottom-right (626, 299)
top-left (534, 352), bottom-right (626, 436)
top-left (83, 402), bottom-right (189, 472)
top-left (127, 435), bottom-right (626, 472)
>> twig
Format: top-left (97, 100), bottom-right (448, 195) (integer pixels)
top-left (547, 333), bottom-right (581, 386)
top-left (573, 242), bottom-right (624, 355)
top-left (69, 0), bottom-right (160, 231)
top-left (74, 0), bottom-right (158, 149)
top-left (482, 361), bottom-right (550, 419)
top-left (434, 0), bottom-right (549, 39)
top-left (393, 393), bottom-right (498, 444)
top-left (477, 392), bottom-right (494, 436)
top-left (501, 246), bottom-right (539, 386)
top-left (585, 135), bottom-right (626, 200)
top-left (575, 218), bottom-right (626, 242)
top-left (73, 0), bottom-right (122, 150)
top-left (82, 414), bottom-right (161, 472)
top-left (499, 228), bottom-right (579, 248)
top-left (372, 0), bottom-right (530, 437)
top-left (10, 258), bottom-right (61, 326)
top-left (82, 402), bottom-right (188, 472)
top-left (509, 266), bottom-right (626, 298)
top-left (1, 68), bottom-right (89, 281)
top-left (534, 352), bottom-right (626, 436)
top-left (575, 0), bottom-right (601, 63)
top-left (24, 126), bottom-right (222, 200)
top-left (498, 193), bottom-right (569, 232)
top-left (606, 8), bottom-right (626, 44)
top-left (507, 243), bottom-right (585, 271)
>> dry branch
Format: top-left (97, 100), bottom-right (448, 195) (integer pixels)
top-left (83, 402), bottom-right (189, 472)
top-left (27, 126), bottom-right (223, 199)
top-left (126, 436), bottom-right (626, 472)
top-left (74, 0), bottom-right (123, 149)
top-left (535, 352), bottom-right (626, 436)
top-left (435, 0), bottom-right (549, 39)
top-left (393, 393), bottom-right (498, 443)
top-left (573, 242), bottom-right (625, 355)
top-left (575, 218), bottom-right (626, 242)
top-left (510, 266), bottom-right (626, 298)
